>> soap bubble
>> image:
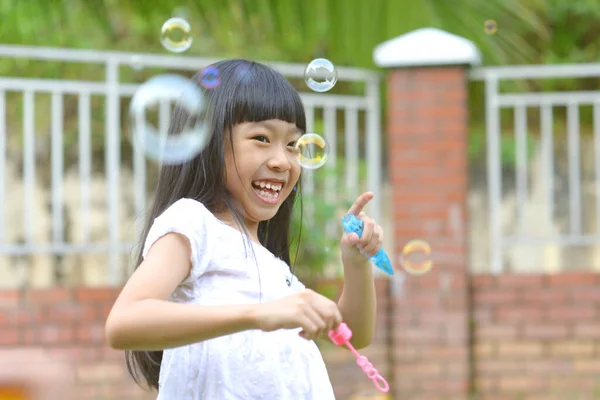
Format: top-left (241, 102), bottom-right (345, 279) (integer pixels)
top-left (304, 59), bottom-right (338, 93)
top-left (129, 74), bottom-right (211, 165)
top-left (200, 66), bottom-right (220, 89)
top-left (294, 133), bottom-right (329, 169)
top-left (400, 239), bottom-right (433, 275)
top-left (484, 20), bottom-right (497, 35)
top-left (160, 17), bottom-right (193, 53)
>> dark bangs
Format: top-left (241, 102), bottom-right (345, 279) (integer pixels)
top-left (199, 60), bottom-right (306, 133)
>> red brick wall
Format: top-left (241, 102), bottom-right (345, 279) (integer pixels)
top-left (378, 37), bottom-right (600, 399)
top-left (0, 283), bottom-right (391, 400)
top-left (1, 274), bottom-right (599, 399)
top-left (0, 288), bottom-right (153, 400)
top-left (386, 66), bottom-right (471, 400)
top-left (472, 272), bottom-right (600, 400)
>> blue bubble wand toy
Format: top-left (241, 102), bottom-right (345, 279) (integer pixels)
top-left (341, 214), bottom-right (394, 275)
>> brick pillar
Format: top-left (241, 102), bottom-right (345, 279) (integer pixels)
top-left (374, 28), bottom-right (481, 400)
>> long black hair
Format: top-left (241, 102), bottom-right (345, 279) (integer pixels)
top-left (125, 59), bottom-right (306, 391)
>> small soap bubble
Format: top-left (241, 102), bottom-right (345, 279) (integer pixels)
top-left (293, 133), bottom-right (329, 169)
top-left (304, 58), bottom-right (338, 93)
top-left (484, 20), bottom-right (497, 35)
top-left (160, 17), bottom-right (193, 53)
top-left (200, 66), bottom-right (220, 89)
top-left (129, 74), bottom-right (211, 165)
top-left (400, 239), bottom-right (433, 275)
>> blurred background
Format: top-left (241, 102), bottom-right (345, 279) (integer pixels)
top-left (1, 0), bottom-right (600, 399)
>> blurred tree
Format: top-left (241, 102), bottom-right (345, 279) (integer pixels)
top-left (5, 0), bottom-right (600, 169)
top-left (1, 0), bottom-right (546, 67)
top-left (0, 0), bottom-right (549, 137)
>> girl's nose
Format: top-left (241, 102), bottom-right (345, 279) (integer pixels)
top-left (267, 148), bottom-right (292, 171)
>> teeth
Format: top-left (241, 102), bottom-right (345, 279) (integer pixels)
top-left (252, 181), bottom-right (282, 191)
top-left (257, 190), bottom-right (278, 199)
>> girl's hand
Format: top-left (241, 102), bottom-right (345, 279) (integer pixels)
top-left (340, 192), bottom-right (384, 267)
top-left (253, 289), bottom-right (343, 341)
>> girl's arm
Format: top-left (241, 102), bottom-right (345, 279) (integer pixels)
top-left (337, 259), bottom-right (377, 350)
top-left (105, 233), bottom-right (258, 350)
top-left (335, 192), bottom-right (380, 350)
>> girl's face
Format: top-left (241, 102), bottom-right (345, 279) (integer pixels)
top-left (223, 119), bottom-right (302, 224)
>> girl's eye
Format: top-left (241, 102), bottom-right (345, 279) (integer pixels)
top-left (287, 141), bottom-right (297, 148)
top-left (253, 135), bottom-right (269, 143)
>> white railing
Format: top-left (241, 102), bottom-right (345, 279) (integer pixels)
top-left (0, 45), bottom-right (382, 286)
top-left (470, 64), bottom-right (600, 274)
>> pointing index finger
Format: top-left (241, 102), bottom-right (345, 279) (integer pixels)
top-left (347, 192), bottom-right (374, 216)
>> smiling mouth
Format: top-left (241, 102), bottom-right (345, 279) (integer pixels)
top-left (251, 180), bottom-right (283, 204)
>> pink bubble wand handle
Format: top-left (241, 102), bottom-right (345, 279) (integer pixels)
top-left (328, 322), bottom-right (390, 393)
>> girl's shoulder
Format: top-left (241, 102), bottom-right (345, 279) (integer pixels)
top-left (162, 197), bottom-right (210, 216)
top-left (143, 198), bottom-right (216, 283)
top-left (154, 198), bottom-right (215, 227)
top-left (144, 198), bottom-right (216, 254)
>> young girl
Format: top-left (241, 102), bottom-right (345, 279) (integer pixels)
top-left (105, 59), bottom-right (383, 399)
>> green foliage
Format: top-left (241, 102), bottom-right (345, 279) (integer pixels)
top-left (289, 157), bottom-right (368, 283)
top-left (3, 1), bottom-right (600, 167)
top-left (1, 0), bottom-right (545, 67)
top-left (539, 0), bottom-right (600, 64)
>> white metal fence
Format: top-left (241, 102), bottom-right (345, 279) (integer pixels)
top-left (470, 64), bottom-right (600, 274)
top-left (8, 46), bottom-right (597, 280)
top-left (0, 45), bottom-right (382, 286)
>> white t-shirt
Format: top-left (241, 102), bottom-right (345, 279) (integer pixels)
top-left (142, 198), bottom-right (336, 400)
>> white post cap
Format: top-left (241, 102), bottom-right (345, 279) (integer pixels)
top-left (373, 27), bottom-right (482, 68)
